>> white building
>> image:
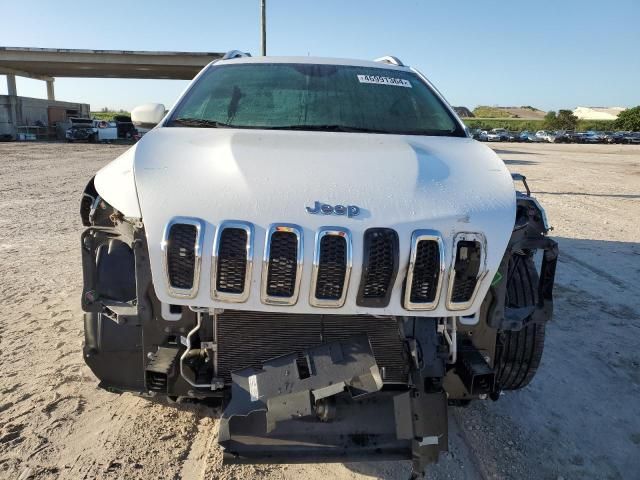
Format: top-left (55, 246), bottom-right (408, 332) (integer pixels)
top-left (573, 106), bottom-right (626, 120)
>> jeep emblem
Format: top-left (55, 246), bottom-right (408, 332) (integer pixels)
top-left (306, 201), bottom-right (360, 218)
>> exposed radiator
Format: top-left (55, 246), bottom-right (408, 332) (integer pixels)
top-left (216, 311), bottom-right (409, 384)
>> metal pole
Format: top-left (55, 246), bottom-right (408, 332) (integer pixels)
top-left (261, 0), bottom-right (266, 56)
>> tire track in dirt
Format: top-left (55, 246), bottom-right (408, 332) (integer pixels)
top-left (177, 414), bottom-right (218, 480)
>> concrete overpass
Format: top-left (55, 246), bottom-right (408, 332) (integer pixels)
top-left (0, 47), bottom-right (225, 139)
top-left (0, 47), bottom-right (224, 100)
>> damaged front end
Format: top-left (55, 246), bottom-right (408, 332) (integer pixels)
top-left (79, 187), bottom-right (454, 472)
top-left (81, 211), bottom-right (454, 471)
top-left (79, 170), bottom-right (557, 477)
top-left (217, 320), bottom-right (449, 472)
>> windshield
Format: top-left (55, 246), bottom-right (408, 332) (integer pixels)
top-left (166, 63), bottom-right (465, 137)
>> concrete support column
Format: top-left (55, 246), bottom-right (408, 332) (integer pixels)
top-left (46, 79), bottom-right (55, 100)
top-left (5, 75), bottom-right (19, 138)
top-left (6, 74), bottom-right (17, 96)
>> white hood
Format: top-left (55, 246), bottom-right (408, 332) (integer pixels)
top-left (117, 127), bottom-right (516, 316)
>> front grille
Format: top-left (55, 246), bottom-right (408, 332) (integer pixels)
top-left (315, 234), bottom-right (348, 300)
top-left (167, 224), bottom-right (197, 290)
top-left (266, 230), bottom-right (299, 298)
top-left (409, 240), bottom-right (441, 303)
top-left (357, 228), bottom-right (399, 307)
top-left (216, 228), bottom-right (248, 294)
top-left (216, 311), bottom-right (408, 384)
top-left (450, 240), bottom-right (482, 304)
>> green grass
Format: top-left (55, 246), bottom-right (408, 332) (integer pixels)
top-left (472, 106), bottom-right (513, 118)
top-left (90, 111), bottom-right (130, 120)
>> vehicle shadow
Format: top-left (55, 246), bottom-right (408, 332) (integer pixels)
top-left (533, 191), bottom-right (640, 199)
top-left (502, 159), bottom-right (539, 165)
top-left (492, 148), bottom-right (542, 155)
top-left (142, 394), bottom-right (223, 416)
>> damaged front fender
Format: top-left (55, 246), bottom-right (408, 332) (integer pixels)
top-left (93, 145), bottom-right (142, 219)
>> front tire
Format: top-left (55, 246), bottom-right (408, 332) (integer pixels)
top-left (494, 255), bottom-right (546, 390)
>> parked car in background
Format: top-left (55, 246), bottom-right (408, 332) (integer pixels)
top-left (535, 130), bottom-right (556, 143)
top-left (113, 115), bottom-right (137, 139)
top-left (486, 130), bottom-right (503, 142)
top-left (93, 120), bottom-right (119, 142)
top-left (622, 132), bottom-right (640, 144)
top-left (553, 131), bottom-right (571, 143)
top-left (471, 129), bottom-right (488, 141)
top-left (519, 130), bottom-right (542, 142)
top-left (66, 117), bottom-right (96, 142)
top-left (580, 131), bottom-right (603, 143)
top-left (566, 131), bottom-right (584, 143)
top-left (481, 128), bottom-right (514, 142)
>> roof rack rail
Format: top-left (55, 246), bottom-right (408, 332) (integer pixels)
top-left (222, 50), bottom-right (252, 60)
top-left (374, 56), bottom-right (405, 67)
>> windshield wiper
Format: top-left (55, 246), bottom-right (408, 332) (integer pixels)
top-left (168, 120), bottom-right (459, 137)
top-left (397, 129), bottom-right (458, 137)
top-left (170, 118), bottom-right (233, 128)
top-left (263, 125), bottom-right (460, 136)
top-left (266, 124), bottom-right (392, 134)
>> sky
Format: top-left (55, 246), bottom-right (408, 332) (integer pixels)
top-left (1, 0), bottom-right (638, 112)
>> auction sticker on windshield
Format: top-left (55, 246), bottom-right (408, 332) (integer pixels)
top-left (357, 74), bottom-right (412, 87)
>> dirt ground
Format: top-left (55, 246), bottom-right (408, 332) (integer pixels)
top-left (0, 141), bottom-right (639, 480)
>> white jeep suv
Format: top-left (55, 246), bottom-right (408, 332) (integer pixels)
top-left (79, 52), bottom-right (557, 476)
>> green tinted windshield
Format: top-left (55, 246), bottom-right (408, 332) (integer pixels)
top-left (167, 63), bottom-right (464, 136)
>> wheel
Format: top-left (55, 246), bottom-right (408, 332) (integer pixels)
top-left (495, 255), bottom-right (546, 390)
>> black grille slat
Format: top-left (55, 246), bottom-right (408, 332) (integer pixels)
top-left (451, 240), bottom-right (482, 303)
top-left (315, 235), bottom-right (347, 300)
top-left (357, 228), bottom-right (399, 307)
top-left (451, 277), bottom-right (479, 303)
top-left (216, 311), bottom-right (408, 383)
top-left (216, 228), bottom-right (248, 294)
top-left (167, 224), bottom-right (197, 289)
top-left (266, 231), bottom-right (298, 297)
top-left (409, 240), bottom-right (441, 303)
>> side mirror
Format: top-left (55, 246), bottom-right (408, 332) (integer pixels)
top-left (131, 103), bottom-right (166, 129)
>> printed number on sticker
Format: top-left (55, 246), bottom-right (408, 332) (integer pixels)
top-left (357, 74), bottom-right (412, 87)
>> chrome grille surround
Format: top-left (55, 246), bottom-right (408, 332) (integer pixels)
top-left (446, 232), bottom-right (487, 310)
top-left (403, 229), bottom-right (445, 311)
top-left (161, 217), bottom-right (205, 299)
top-left (211, 220), bottom-right (254, 302)
top-left (261, 224), bottom-right (304, 306)
top-left (309, 227), bottom-right (353, 308)
top-left (158, 218), bottom-right (489, 313)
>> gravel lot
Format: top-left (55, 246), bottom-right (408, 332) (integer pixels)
top-left (0, 141), bottom-right (639, 480)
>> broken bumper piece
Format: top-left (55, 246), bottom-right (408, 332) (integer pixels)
top-left (219, 334), bottom-right (448, 471)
